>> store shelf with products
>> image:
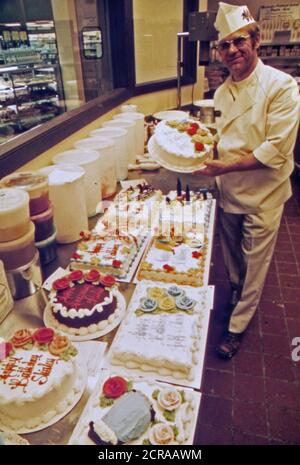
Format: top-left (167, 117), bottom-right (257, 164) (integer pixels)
top-left (0, 62), bottom-right (65, 144)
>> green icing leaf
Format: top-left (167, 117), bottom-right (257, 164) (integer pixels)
top-left (180, 390), bottom-right (186, 403)
top-left (23, 342), bottom-right (34, 350)
top-left (100, 396), bottom-right (114, 408)
top-left (126, 380), bottom-right (133, 392)
top-left (163, 410), bottom-right (176, 422)
top-left (38, 344), bottom-right (49, 351)
top-left (152, 389), bottom-right (159, 400)
top-left (143, 439), bottom-right (151, 445)
top-left (172, 425), bottom-right (179, 439)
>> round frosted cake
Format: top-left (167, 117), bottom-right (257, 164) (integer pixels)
top-left (154, 119), bottom-right (214, 170)
top-left (48, 269), bottom-right (121, 336)
top-left (0, 328), bottom-right (82, 431)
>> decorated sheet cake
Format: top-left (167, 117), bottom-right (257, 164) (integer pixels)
top-left (69, 372), bottom-right (201, 445)
top-left (136, 191), bottom-right (215, 287)
top-left (70, 229), bottom-right (146, 279)
top-left (108, 281), bottom-right (213, 387)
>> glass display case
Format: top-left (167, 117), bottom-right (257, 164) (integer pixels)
top-left (0, 63), bottom-right (65, 144)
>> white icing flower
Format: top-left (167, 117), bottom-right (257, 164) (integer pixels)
top-left (149, 423), bottom-right (174, 445)
top-left (157, 387), bottom-right (182, 411)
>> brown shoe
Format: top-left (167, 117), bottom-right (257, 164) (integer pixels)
top-left (217, 331), bottom-right (242, 359)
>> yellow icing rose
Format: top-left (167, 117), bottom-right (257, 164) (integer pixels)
top-left (158, 388), bottom-right (182, 411)
top-left (148, 287), bottom-right (166, 299)
top-left (158, 296), bottom-right (175, 311)
top-left (149, 423), bottom-right (174, 445)
top-left (49, 335), bottom-right (70, 356)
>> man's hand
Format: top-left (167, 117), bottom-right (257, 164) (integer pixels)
top-left (194, 160), bottom-right (231, 176)
top-left (194, 154), bottom-right (266, 176)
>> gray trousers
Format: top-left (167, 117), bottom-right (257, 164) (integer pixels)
top-left (219, 205), bottom-right (284, 333)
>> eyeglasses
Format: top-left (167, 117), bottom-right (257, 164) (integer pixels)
top-left (217, 35), bottom-right (251, 52)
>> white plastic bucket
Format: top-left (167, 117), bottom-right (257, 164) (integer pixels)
top-left (113, 112), bottom-right (145, 157)
top-left (121, 104), bottom-right (137, 113)
top-left (90, 127), bottom-right (128, 181)
top-left (74, 137), bottom-right (117, 198)
top-left (39, 164), bottom-right (88, 244)
top-left (102, 119), bottom-right (136, 164)
top-left (52, 148), bottom-right (101, 217)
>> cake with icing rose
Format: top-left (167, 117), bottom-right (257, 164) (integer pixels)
top-left (153, 119), bottom-right (214, 170)
top-left (109, 282), bottom-right (206, 381)
top-left (48, 269), bottom-right (123, 336)
top-left (0, 327), bottom-right (83, 431)
top-left (69, 374), bottom-right (198, 445)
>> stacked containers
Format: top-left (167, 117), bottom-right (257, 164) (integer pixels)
top-left (39, 164), bottom-right (88, 244)
top-left (113, 112), bottom-right (145, 158)
top-left (102, 119), bottom-right (136, 164)
top-left (52, 148), bottom-right (101, 217)
top-left (89, 127), bottom-right (128, 181)
top-left (1, 172), bottom-right (57, 266)
top-left (74, 136), bottom-right (117, 198)
top-left (0, 187), bottom-right (42, 299)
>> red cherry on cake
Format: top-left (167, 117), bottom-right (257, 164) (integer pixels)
top-left (103, 376), bottom-right (127, 399)
top-left (112, 260), bottom-right (122, 268)
top-left (85, 269), bottom-right (100, 282)
top-left (0, 342), bottom-right (13, 360)
top-left (33, 327), bottom-right (55, 345)
top-left (53, 277), bottom-right (70, 291)
top-left (187, 126), bottom-right (197, 136)
top-left (80, 230), bottom-right (92, 240)
top-left (195, 142), bottom-right (205, 152)
top-left (163, 264), bottom-right (174, 272)
top-left (100, 275), bottom-right (116, 287)
top-left (69, 270), bottom-right (84, 282)
top-left (190, 122), bottom-right (199, 129)
top-left (192, 251), bottom-right (202, 259)
top-left (72, 252), bottom-right (81, 260)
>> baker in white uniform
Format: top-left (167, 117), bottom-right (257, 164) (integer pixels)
top-left (198, 2), bottom-right (300, 358)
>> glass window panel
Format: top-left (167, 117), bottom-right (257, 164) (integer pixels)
top-left (133, 0), bottom-right (183, 84)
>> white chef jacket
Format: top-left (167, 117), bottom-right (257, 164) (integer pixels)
top-left (214, 59), bottom-right (300, 213)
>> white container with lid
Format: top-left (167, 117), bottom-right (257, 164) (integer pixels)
top-left (39, 164), bottom-right (88, 243)
top-left (0, 259), bottom-right (13, 322)
top-left (113, 112), bottom-right (145, 157)
top-left (74, 137), bottom-right (117, 198)
top-left (102, 119), bottom-right (136, 164)
top-left (0, 188), bottom-right (30, 242)
top-left (90, 127), bottom-right (128, 181)
top-left (121, 104), bottom-right (137, 113)
top-left (52, 148), bottom-right (101, 217)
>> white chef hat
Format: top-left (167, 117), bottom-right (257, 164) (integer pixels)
top-left (214, 2), bottom-right (256, 41)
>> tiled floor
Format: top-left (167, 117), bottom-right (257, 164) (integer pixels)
top-left (196, 174), bottom-right (300, 445)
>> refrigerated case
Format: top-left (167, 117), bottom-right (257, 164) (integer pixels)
top-left (0, 62), bottom-right (64, 143)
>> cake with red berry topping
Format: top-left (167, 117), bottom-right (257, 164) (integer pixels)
top-left (154, 119), bottom-right (214, 170)
top-left (136, 228), bottom-right (207, 287)
top-left (70, 229), bottom-right (145, 279)
top-left (0, 328), bottom-right (83, 431)
top-left (48, 269), bottom-right (122, 336)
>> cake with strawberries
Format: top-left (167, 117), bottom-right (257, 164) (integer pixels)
top-left (48, 269), bottom-right (122, 336)
top-left (70, 229), bottom-right (145, 279)
top-left (0, 327), bottom-right (83, 432)
top-left (154, 119), bottom-right (214, 170)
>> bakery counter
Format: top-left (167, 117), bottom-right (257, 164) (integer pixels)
top-left (0, 167), bottom-right (215, 445)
